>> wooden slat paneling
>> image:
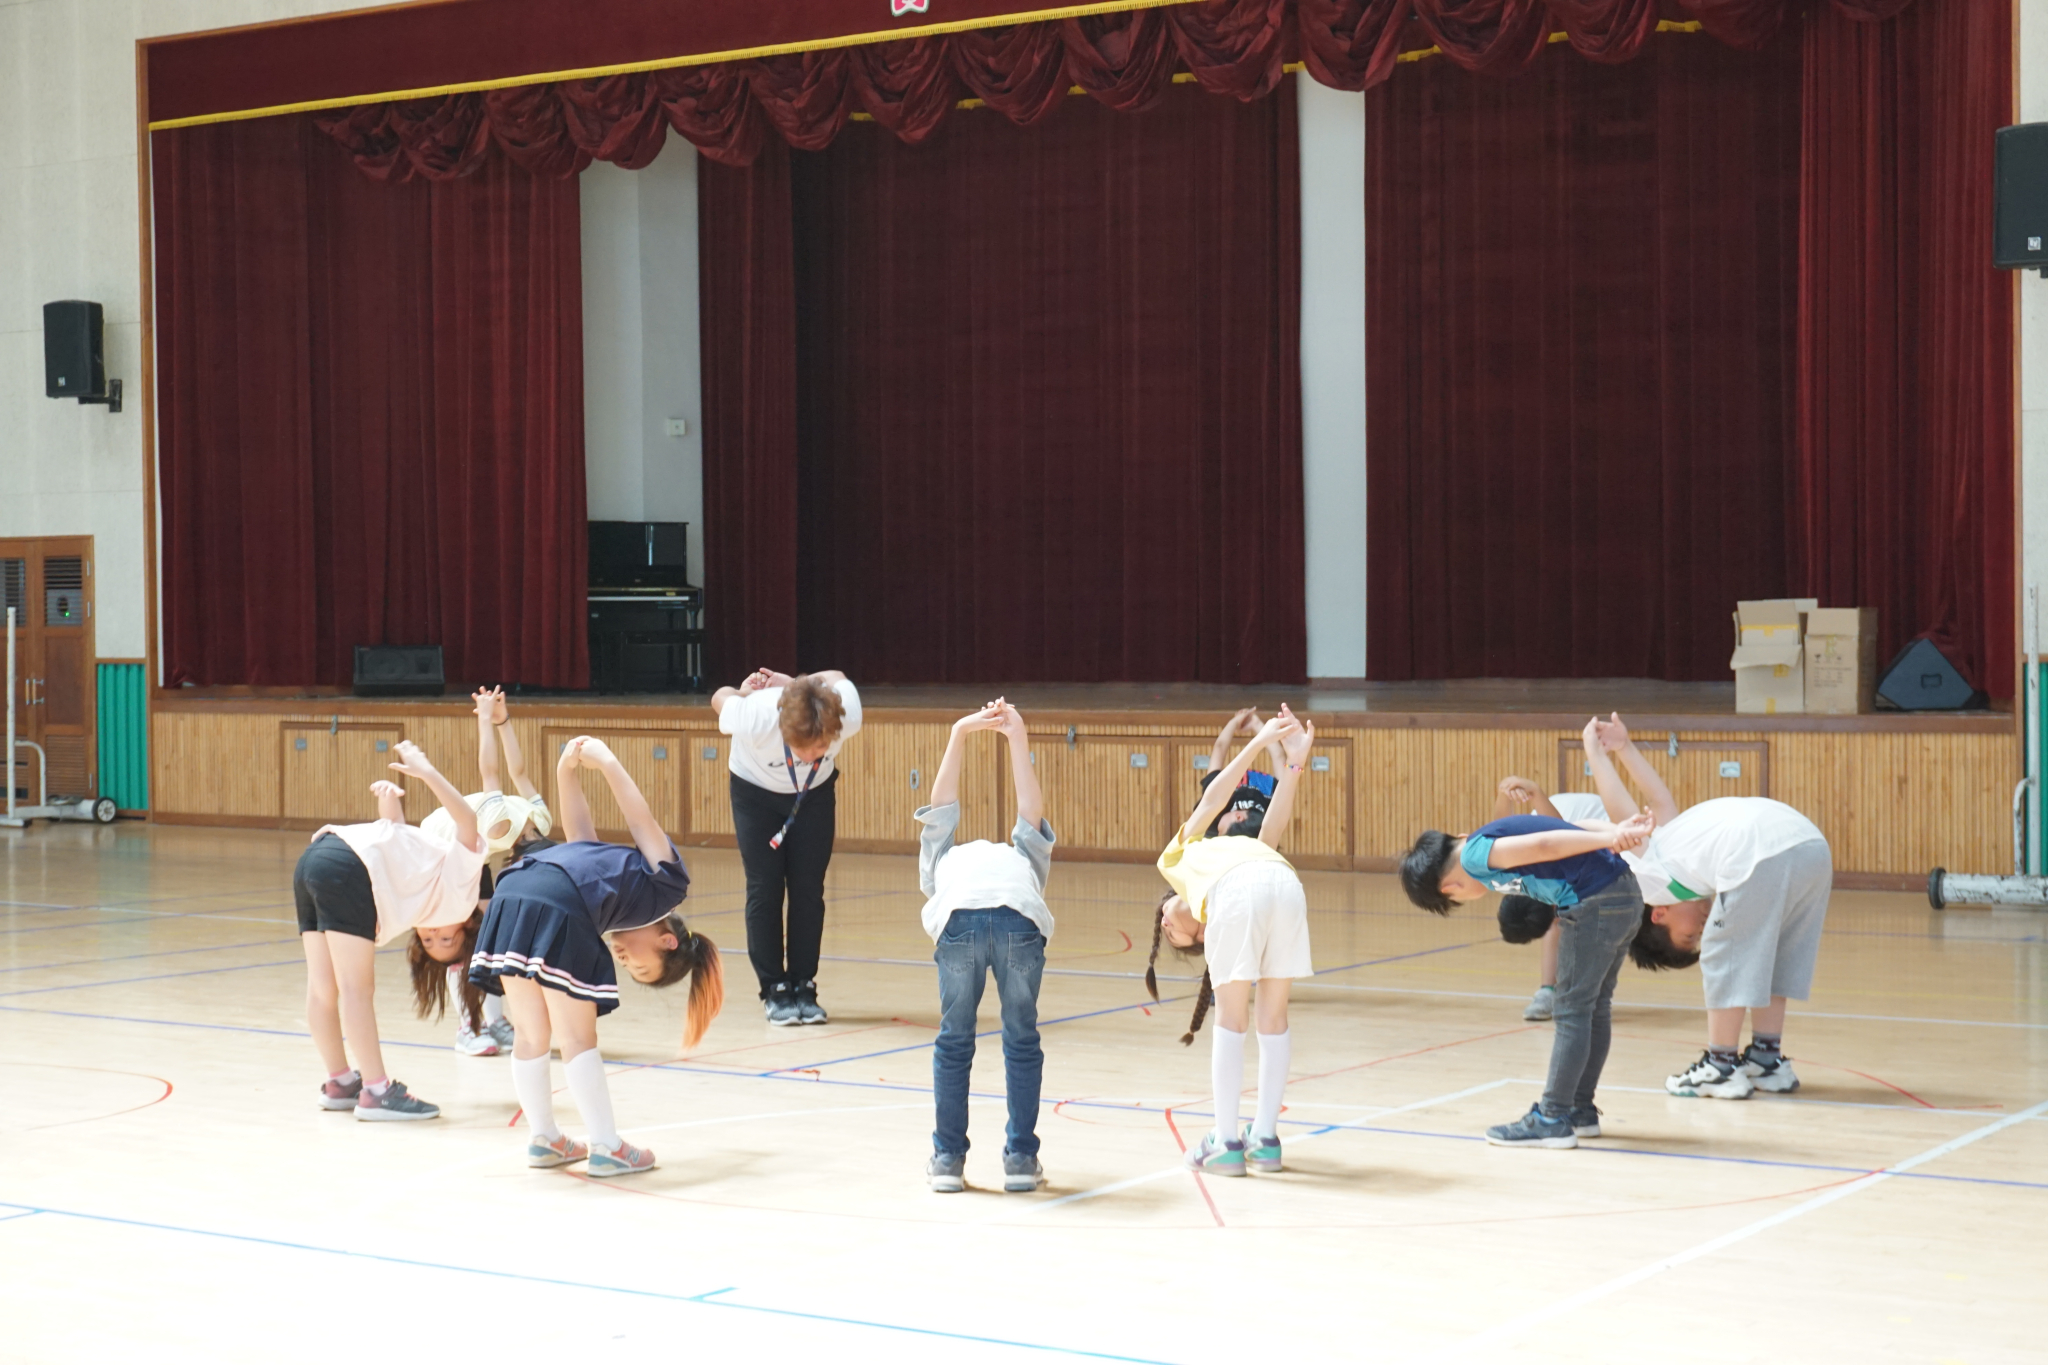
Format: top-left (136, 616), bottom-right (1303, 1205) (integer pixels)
top-left (280, 723), bottom-right (404, 824)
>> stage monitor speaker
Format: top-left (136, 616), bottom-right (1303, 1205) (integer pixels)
top-left (43, 300), bottom-right (105, 399)
top-left (1875, 636), bottom-right (1984, 712)
top-left (1995, 123), bottom-right (2048, 271)
top-left (352, 644), bottom-right (445, 698)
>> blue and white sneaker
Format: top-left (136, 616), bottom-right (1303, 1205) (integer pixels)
top-left (1241, 1125), bottom-right (1283, 1173)
top-left (1185, 1131), bottom-right (1248, 1176)
top-left (1667, 1052), bottom-right (1755, 1100)
top-left (528, 1133), bottom-right (588, 1169)
top-left (587, 1140), bottom-right (657, 1177)
top-left (1740, 1045), bottom-right (1800, 1093)
top-left (1485, 1104), bottom-right (1577, 1149)
top-left (1568, 1104), bottom-right (1602, 1138)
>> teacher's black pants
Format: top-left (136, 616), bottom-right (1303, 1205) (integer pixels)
top-left (731, 770), bottom-right (838, 998)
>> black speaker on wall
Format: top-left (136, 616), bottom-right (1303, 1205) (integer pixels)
top-left (1994, 123), bottom-right (2048, 273)
top-left (43, 300), bottom-right (106, 399)
top-left (352, 645), bottom-right (445, 698)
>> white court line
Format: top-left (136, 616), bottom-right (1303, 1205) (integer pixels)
top-left (1527, 1079), bottom-right (2007, 1117)
top-left (1294, 980), bottom-right (2048, 1031)
top-left (1014, 1079), bottom-right (1517, 1217)
top-left (1424, 1096), bottom-right (2048, 1362)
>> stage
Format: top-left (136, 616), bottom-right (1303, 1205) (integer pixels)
top-left (148, 680), bottom-right (2016, 888)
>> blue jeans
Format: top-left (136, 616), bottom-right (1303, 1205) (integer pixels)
top-left (1540, 880), bottom-right (1645, 1117)
top-left (932, 908), bottom-right (1046, 1157)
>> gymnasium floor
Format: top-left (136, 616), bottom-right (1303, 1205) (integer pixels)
top-left (2, 823), bottom-right (2042, 1364)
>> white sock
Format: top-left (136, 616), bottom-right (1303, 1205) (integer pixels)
top-left (1254, 1029), bottom-right (1292, 1140)
top-left (1210, 1025), bottom-right (1246, 1144)
top-left (563, 1048), bottom-right (620, 1152)
top-left (511, 1054), bottom-right (560, 1141)
top-left (483, 994), bottom-right (506, 1026)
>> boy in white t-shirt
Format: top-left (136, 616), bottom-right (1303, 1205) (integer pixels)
top-left (915, 700), bottom-right (1055, 1195)
top-left (1583, 715), bottom-right (1832, 1100)
top-left (1492, 776), bottom-right (1615, 1022)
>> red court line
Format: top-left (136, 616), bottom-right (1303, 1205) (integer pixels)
top-left (4, 1062), bottom-right (176, 1132)
top-left (1162, 1106), bottom-right (1226, 1227)
top-left (1052, 929), bottom-right (1134, 962)
top-left (1286, 1024), bottom-right (1544, 1087)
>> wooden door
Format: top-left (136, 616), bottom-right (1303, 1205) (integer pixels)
top-left (0, 536), bottom-right (96, 803)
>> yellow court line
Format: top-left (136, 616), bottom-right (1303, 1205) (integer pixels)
top-left (147, 0), bottom-right (1203, 130)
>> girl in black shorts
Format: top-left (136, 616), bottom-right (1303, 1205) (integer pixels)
top-left (470, 735), bottom-right (724, 1177)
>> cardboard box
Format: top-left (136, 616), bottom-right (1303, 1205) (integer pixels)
top-left (1804, 607), bottom-right (1878, 715)
top-left (1730, 598), bottom-right (1817, 716)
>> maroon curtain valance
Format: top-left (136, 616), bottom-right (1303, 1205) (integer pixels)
top-left (310, 0), bottom-right (1920, 179)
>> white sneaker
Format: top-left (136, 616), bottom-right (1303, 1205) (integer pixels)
top-left (1522, 985), bottom-right (1556, 1022)
top-left (454, 1025), bottom-right (500, 1057)
top-left (487, 1017), bottom-right (516, 1051)
top-left (1741, 1046), bottom-right (1800, 1093)
top-left (1667, 1052), bottom-right (1755, 1100)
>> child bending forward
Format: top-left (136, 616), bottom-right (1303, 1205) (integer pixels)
top-left (916, 701), bottom-right (1055, 1194)
top-left (1151, 705), bottom-right (1316, 1177)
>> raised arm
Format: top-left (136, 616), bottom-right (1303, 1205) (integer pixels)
top-left (388, 742), bottom-right (480, 851)
top-left (1485, 810), bottom-right (1655, 869)
top-left (1259, 708), bottom-right (1314, 849)
top-left (472, 688), bottom-right (502, 792)
top-left (575, 736), bottom-right (675, 870)
top-left (1494, 775), bottom-right (1556, 820)
top-left (1183, 713), bottom-right (1288, 840)
top-left (1209, 708), bottom-right (1255, 773)
top-left (711, 668), bottom-right (773, 717)
top-left (931, 701), bottom-right (1003, 808)
top-left (1580, 717), bottom-right (1638, 824)
top-left (489, 689), bottom-right (540, 801)
top-left (553, 738), bottom-right (597, 844)
top-left (998, 703), bottom-right (1043, 830)
top-left (372, 779), bottom-right (406, 825)
top-left (1597, 714), bottom-right (1680, 826)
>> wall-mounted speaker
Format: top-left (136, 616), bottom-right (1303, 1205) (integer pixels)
top-left (1995, 123), bottom-right (2048, 273)
top-left (1875, 636), bottom-right (1984, 712)
top-left (44, 301), bottom-right (105, 399)
top-left (352, 644), bottom-right (445, 698)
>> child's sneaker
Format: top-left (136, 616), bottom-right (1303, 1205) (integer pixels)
top-left (1001, 1150), bottom-right (1045, 1192)
top-left (1667, 1052), bottom-right (1756, 1099)
top-left (1240, 1125), bottom-right (1283, 1173)
top-left (318, 1073), bottom-right (362, 1111)
top-left (454, 1024), bottom-right (500, 1057)
top-left (354, 1079), bottom-right (440, 1121)
top-left (1523, 985), bottom-right (1556, 1022)
top-left (586, 1140), bottom-right (657, 1177)
top-left (1740, 1045), bottom-right (1800, 1093)
top-left (528, 1134), bottom-right (589, 1169)
top-left (1568, 1104), bottom-right (1602, 1138)
top-left (1485, 1104), bottom-right (1577, 1149)
top-left (927, 1151), bottom-right (966, 1193)
top-left (1184, 1131), bottom-right (1248, 1176)
top-left (487, 1017), bottom-right (517, 1051)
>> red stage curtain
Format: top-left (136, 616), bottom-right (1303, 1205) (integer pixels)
top-left (308, 1), bottom-right (1914, 176)
top-left (1793, 0), bottom-right (2014, 696)
top-left (1365, 29), bottom-right (1804, 680)
top-left (773, 82), bottom-right (1304, 684)
top-left (154, 118), bottom-right (588, 688)
top-left (697, 142), bottom-right (801, 683)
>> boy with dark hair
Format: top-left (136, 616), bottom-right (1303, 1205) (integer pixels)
top-left (1399, 771), bottom-right (1654, 1149)
top-left (1581, 715), bottom-right (1832, 1100)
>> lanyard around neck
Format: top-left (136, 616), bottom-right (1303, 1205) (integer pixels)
top-left (769, 744), bottom-right (824, 849)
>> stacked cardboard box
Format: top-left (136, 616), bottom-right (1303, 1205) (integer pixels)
top-left (1728, 600), bottom-right (1877, 715)
top-left (1804, 608), bottom-right (1879, 715)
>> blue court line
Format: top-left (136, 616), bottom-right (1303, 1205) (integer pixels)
top-left (0, 1209), bottom-right (42, 1224)
top-left (0, 915), bottom-right (158, 937)
top-left (0, 1199), bottom-right (1180, 1363)
top-left (766, 939), bottom-right (1496, 1076)
top-left (3, 997), bottom-right (2040, 1194)
top-left (0, 958), bottom-right (309, 999)
top-left (0, 938), bottom-right (300, 976)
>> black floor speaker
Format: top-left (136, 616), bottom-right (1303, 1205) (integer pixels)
top-left (353, 645), bottom-right (445, 698)
top-left (1875, 636), bottom-right (1984, 711)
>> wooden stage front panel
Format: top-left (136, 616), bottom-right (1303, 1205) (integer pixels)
top-left (148, 693), bottom-right (2018, 887)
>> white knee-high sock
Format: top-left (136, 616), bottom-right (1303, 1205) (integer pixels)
top-left (511, 1054), bottom-right (559, 1141)
top-left (482, 993), bottom-right (506, 1026)
top-left (563, 1048), bottom-right (620, 1152)
top-left (1253, 1029), bottom-right (1291, 1140)
top-left (1210, 1025), bottom-right (1247, 1143)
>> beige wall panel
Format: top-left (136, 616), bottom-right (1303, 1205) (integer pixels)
top-left (1025, 737), bottom-right (1171, 853)
top-left (153, 710), bottom-right (279, 818)
top-left (685, 730), bottom-right (735, 838)
top-left (280, 724), bottom-right (404, 824)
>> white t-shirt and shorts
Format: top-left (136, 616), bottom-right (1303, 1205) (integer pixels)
top-left (1630, 798), bottom-right (1831, 1010)
top-left (1158, 830), bottom-right (1313, 986)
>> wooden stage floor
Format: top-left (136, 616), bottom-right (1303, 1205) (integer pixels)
top-left (2, 822), bottom-right (2043, 1363)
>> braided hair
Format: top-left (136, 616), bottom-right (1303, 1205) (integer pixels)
top-left (1146, 893), bottom-right (1214, 1046)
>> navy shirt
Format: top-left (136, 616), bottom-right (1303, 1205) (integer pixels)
top-left (501, 839), bottom-right (690, 933)
top-left (1461, 815), bottom-right (1626, 907)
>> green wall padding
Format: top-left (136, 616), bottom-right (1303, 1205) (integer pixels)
top-left (96, 662), bottom-right (148, 810)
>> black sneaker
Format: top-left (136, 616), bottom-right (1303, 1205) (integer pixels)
top-left (793, 979), bottom-right (828, 1025)
top-left (764, 982), bottom-right (801, 1026)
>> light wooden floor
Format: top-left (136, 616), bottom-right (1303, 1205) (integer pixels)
top-left (2, 823), bottom-right (2043, 1364)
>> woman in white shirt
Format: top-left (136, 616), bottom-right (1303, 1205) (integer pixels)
top-left (296, 741), bottom-right (489, 1122)
top-left (712, 667), bottom-right (863, 1025)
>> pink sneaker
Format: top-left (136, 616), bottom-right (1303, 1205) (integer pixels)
top-left (586, 1139), bottom-right (657, 1177)
top-left (319, 1074), bottom-right (362, 1111)
top-left (528, 1133), bottom-right (589, 1169)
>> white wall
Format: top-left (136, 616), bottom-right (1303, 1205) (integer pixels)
top-left (2022, 0), bottom-right (2048, 663)
top-left (578, 152), bottom-right (705, 587)
top-left (1298, 79), bottom-right (1369, 681)
top-left (0, 0), bottom-right (420, 668)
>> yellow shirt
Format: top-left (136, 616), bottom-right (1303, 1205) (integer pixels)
top-left (1157, 827), bottom-right (1293, 922)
